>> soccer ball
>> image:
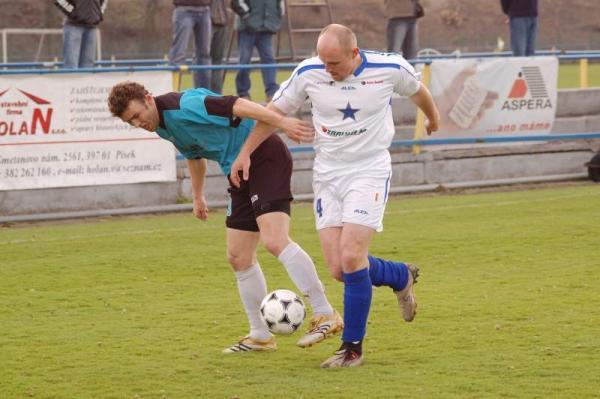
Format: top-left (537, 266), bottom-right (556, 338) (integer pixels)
top-left (260, 289), bottom-right (306, 335)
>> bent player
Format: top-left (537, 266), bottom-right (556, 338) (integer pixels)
top-left (107, 82), bottom-right (343, 353)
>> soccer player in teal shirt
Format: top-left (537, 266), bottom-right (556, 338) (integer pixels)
top-left (108, 82), bottom-right (344, 353)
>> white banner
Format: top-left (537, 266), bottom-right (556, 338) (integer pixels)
top-left (426, 56), bottom-right (558, 142)
top-left (0, 71), bottom-right (175, 190)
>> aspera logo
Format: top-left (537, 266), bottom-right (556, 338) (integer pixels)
top-left (501, 67), bottom-right (553, 111)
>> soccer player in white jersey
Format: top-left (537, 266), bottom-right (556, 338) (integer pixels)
top-left (230, 24), bottom-right (440, 368)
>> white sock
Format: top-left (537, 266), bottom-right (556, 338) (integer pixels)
top-left (278, 242), bottom-right (334, 316)
top-left (234, 264), bottom-right (271, 341)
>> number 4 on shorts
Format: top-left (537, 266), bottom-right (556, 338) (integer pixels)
top-left (316, 198), bottom-right (323, 218)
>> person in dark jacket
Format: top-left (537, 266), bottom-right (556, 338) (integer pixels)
top-left (54, 0), bottom-right (107, 68)
top-left (231, 0), bottom-right (284, 101)
top-left (501, 0), bottom-right (538, 56)
top-left (169, 0), bottom-right (212, 88)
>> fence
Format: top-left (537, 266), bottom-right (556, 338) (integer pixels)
top-left (0, 52), bottom-right (598, 221)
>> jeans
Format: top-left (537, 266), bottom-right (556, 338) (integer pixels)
top-left (386, 18), bottom-right (418, 61)
top-left (235, 31), bottom-right (279, 99)
top-left (63, 24), bottom-right (97, 68)
top-left (169, 6), bottom-right (212, 88)
top-left (509, 17), bottom-right (537, 56)
top-left (210, 23), bottom-right (230, 94)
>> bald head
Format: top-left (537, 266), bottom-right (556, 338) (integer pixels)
top-left (316, 24), bottom-right (360, 81)
top-left (317, 24), bottom-right (357, 54)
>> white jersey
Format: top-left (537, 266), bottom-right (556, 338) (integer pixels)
top-left (272, 50), bottom-right (420, 176)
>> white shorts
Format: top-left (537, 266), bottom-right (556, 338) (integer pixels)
top-left (312, 170), bottom-right (391, 232)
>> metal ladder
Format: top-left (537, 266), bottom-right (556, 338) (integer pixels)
top-left (277, 0), bottom-right (334, 61)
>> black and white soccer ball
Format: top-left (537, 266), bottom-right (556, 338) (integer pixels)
top-left (260, 289), bottom-right (306, 335)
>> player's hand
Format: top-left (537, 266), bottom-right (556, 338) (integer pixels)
top-left (426, 117), bottom-right (439, 136)
top-left (230, 153), bottom-right (251, 188)
top-left (192, 195), bottom-right (209, 221)
top-left (281, 117), bottom-right (315, 144)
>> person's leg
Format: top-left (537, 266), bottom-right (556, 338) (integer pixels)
top-left (368, 255), bottom-right (419, 321)
top-left (318, 227), bottom-right (343, 282)
top-left (222, 171), bottom-right (275, 353)
top-left (386, 18), bottom-right (408, 54)
top-left (192, 8), bottom-right (212, 88)
top-left (257, 211), bottom-right (334, 315)
top-left (78, 27), bottom-right (97, 68)
top-left (320, 223), bottom-right (374, 368)
top-left (255, 32), bottom-right (279, 99)
top-left (169, 7), bottom-right (193, 65)
top-left (402, 19), bottom-right (419, 61)
top-left (235, 30), bottom-right (254, 98)
top-left (210, 24), bottom-right (229, 93)
top-left (249, 135), bottom-right (341, 347)
top-left (509, 17), bottom-right (527, 56)
top-left (525, 17), bottom-right (538, 56)
top-left (225, 229), bottom-right (270, 338)
top-left (62, 24), bottom-right (83, 68)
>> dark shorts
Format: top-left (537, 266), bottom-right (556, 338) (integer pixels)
top-left (226, 134), bottom-right (293, 232)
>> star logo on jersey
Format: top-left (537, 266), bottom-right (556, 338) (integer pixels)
top-left (338, 102), bottom-right (359, 121)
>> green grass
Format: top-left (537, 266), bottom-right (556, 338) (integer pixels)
top-left (180, 62), bottom-right (599, 96)
top-left (558, 62), bottom-right (600, 89)
top-left (2, 184), bottom-right (600, 398)
top-left (181, 70), bottom-right (291, 102)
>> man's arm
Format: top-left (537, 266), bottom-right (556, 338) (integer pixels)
top-left (231, 0), bottom-right (250, 18)
top-left (232, 98), bottom-right (313, 144)
top-left (187, 158), bottom-right (209, 221)
top-left (410, 83), bottom-right (440, 135)
top-left (54, 0), bottom-right (76, 17)
top-left (229, 100), bottom-right (298, 187)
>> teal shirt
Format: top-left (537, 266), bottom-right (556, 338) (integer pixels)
top-left (154, 88), bottom-right (256, 176)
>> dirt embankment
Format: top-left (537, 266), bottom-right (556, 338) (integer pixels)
top-left (2, 0), bottom-right (599, 61)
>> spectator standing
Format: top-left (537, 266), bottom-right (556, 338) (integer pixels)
top-left (384, 0), bottom-right (423, 61)
top-left (501, 0), bottom-right (538, 56)
top-left (231, 0), bottom-right (283, 101)
top-left (169, 0), bottom-right (212, 88)
top-left (54, 0), bottom-right (107, 68)
top-left (209, 0), bottom-right (233, 93)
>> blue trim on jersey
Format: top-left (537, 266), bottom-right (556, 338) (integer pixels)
top-left (297, 63), bottom-right (325, 76)
top-left (354, 50), bottom-right (417, 79)
top-left (272, 63), bottom-right (323, 104)
top-left (353, 50), bottom-right (368, 76)
top-left (271, 75), bottom-right (295, 103)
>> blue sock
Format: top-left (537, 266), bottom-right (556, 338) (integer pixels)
top-left (368, 255), bottom-right (409, 291)
top-left (342, 268), bottom-right (372, 343)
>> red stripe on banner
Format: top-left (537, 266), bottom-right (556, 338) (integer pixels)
top-left (18, 89), bottom-right (52, 105)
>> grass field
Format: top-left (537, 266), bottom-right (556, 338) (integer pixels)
top-left (180, 62), bottom-right (600, 101)
top-left (2, 183), bottom-right (599, 398)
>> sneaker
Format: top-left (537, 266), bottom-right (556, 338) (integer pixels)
top-left (296, 310), bottom-right (344, 348)
top-left (222, 335), bottom-right (277, 354)
top-left (320, 347), bottom-right (364, 368)
top-left (394, 263), bottom-right (419, 322)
